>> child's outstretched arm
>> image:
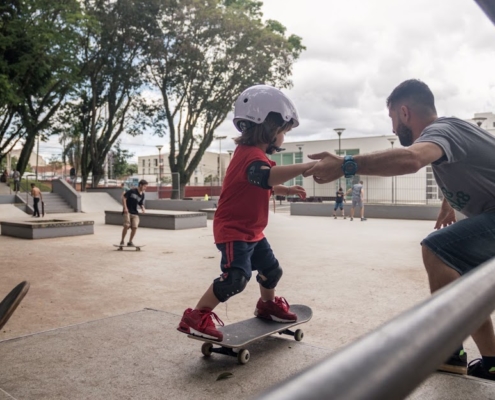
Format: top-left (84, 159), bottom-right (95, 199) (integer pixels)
top-left (267, 162), bottom-right (316, 187)
top-left (273, 185), bottom-right (307, 199)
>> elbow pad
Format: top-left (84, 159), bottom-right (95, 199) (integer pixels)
top-left (247, 161), bottom-right (272, 189)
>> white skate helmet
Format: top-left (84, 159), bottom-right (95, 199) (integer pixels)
top-left (233, 85), bottom-right (299, 132)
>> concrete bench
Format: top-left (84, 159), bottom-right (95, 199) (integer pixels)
top-left (105, 210), bottom-right (207, 230)
top-left (290, 203), bottom-right (443, 220)
top-left (146, 199), bottom-right (217, 212)
top-left (199, 208), bottom-right (216, 220)
top-left (1, 219), bottom-right (94, 239)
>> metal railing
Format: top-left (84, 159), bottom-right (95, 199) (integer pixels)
top-left (300, 173), bottom-right (443, 205)
top-left (257, 256), bottom-right (495, 400)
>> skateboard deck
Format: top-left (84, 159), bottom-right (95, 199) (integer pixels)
top-left (113, 244), bottom-right (145, 251)
top-left (188, 304), bottom-right (312, 364)
top-left (42, 201), bottom-right (45, 217)
top-left (0, 281), bottom-right (30, 330)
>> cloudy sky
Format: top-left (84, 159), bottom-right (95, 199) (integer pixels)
top-left (39, 0), bottom-right (495, 162)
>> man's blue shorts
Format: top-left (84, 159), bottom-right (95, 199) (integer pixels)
top-left (421, 212), bottom-right (495, 275)
top-left (216, 238), bottom-right (279, 280)
top-left (334, 202), bottom-right (343, 211)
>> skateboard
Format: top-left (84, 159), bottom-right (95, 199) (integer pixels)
top-left (113, 244), bottom-right (145, 251)
top-left (0, 281), bottom-right (30, 330)
top-left (42, 201), bottom-right (45, 217)
top-left (188, 304), bottom-right (312, 364)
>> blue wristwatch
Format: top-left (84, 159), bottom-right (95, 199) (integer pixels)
top-left (342, 155), bottom-right (358, 178)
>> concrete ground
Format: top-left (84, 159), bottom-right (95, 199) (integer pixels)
top-left (0, 195), bottom-right (494, 399)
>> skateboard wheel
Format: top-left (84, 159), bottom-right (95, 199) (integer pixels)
top-left (201, 342), bottom-right (213, 357)
top-left (294, 329), bottom-right (304, 342)
top-left (118, 247), bottom-right (123, 251)
top-left (237, 349), bottom-right (250, 365)
top-left (136, 247), bottom-right (141, 251)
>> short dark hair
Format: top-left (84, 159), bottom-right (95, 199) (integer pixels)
top-left (30, 183), bottom-right (35, 187)
top-left (139, 180), bottom-right (148, 186)
top-left (234, 112), bottom-right (293, 147)
top-left (386, 79), bottom-right (437, 115)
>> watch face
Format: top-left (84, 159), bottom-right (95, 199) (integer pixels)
top-left (344, 163), bottom-right (356, 174)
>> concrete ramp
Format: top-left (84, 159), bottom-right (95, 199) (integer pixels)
top-left (0, 204), bottom-right (28, 220)
top-left (0, 309), bottom-right (492, 400)
top-left (80, 192), bottom-right (121, 213)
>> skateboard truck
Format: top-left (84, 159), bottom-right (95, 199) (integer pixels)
top-left (200, 328), bottom-right (304, 364)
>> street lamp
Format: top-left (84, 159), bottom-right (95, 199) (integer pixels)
top-left (473, 116), bottom-right (487, 128)
top-left (334, 128), bottom-right (345, 189)
top-left (156, 145), bottom-right (163, 198)
top-left (387, 137), bottom-right (396, 203)
top-left (215, 136), bottom-right (227, 185)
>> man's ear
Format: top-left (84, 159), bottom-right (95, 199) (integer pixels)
top-left (400, 105), bottom-right (411, 122)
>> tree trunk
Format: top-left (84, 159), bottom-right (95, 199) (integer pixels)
top-left (171, 172), bottom-right (182, 199)
top-left (16, 134), bottom-right (36, 176)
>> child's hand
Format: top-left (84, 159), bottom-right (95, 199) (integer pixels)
top-left (288, 185), bottom-right (307, 200)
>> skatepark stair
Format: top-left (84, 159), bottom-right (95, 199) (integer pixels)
top-left (36, 192), bottom-right (75, 214)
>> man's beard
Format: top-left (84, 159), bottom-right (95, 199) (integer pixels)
top-left (396, 121), bottom-right (414, 146)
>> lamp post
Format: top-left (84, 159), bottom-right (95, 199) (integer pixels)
top-left (473, 116), bottom-right (487, 128)
top-left (387, 137), bottom-right (396, 203)
top-left (156, 145), bottom-right (163, 198)
top-left (334, 128), bottom-right (345, 189)
top-left (215, 136), bottom-right (227, 185)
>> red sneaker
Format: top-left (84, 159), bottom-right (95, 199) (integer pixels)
top-left (254, 297), bottom-right (297, 322)
top-left (177, 308), bottom-right (224, 341)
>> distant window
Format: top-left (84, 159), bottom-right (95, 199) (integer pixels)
top-left (142, 160), bottom-right (145, 166)
top-left (336, 149), bottom-right (360, 156)
top-left (154, 159), bottom-right (158, 166)
top-left (493, 122), bottom-right (495, 128)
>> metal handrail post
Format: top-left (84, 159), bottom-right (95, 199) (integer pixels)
top-left (257, 256), bottom-right (495, 400)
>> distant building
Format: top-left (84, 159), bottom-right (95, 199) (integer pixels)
top-left (466, 112), bottom-right (495, 136)
top-left (137, 150), bottom-right (231, 186)
top-left (274, 135), bottom-right (442, 205)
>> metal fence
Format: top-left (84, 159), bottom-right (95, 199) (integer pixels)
top-left (301, 170), bottom-right (443, 205)
top-left (257, 256), bottom-right (495, 400)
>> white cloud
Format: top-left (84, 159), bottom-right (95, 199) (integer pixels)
top-left (39, 0), bottom-right (495, 161)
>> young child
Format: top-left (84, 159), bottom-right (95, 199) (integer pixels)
top-left (333, 187), bottom-right (346, 219)
top-left (177, 85), bottom-right (316, 341)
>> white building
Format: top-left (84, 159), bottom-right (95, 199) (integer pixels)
top-left (276, 135), bottom-right (442, 205)
top-left (467, 112), bottom-right (495, 135)
top-left (137, 150), bottom-right (231, 186)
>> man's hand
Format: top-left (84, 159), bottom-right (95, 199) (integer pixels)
top-left (434, 204), bottom-right (456, 230)
top-left (123, 209), bottom-right (129, 214)
top-left (303, 152), bottom-right (344, 184)
top-left (288, 185), bottom-right (307, 200)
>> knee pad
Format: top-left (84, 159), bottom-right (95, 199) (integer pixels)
top-left (213, 269), bottom-right (249, 302)
top-left (256, 263), bottom-right (283, 289)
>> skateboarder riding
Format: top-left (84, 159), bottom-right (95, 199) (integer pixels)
top-left (120, 180), bottom-right (147, 247)
top-left (177, 85), bottom-right (316, 341)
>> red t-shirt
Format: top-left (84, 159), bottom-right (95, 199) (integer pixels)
top-left (213, 145), bottom-right (275, 244)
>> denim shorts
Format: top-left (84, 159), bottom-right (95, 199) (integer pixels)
top-left (216, 238), bottom-right (279, 280)
top-left (421, 212), bottom-right (495, 275)
top-left (334, 202), bottom-right (343, 210)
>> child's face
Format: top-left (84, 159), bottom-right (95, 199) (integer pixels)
top-left (274, 127), bottom-right (290, 148)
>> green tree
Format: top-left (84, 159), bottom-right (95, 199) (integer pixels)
top-left (0, 0), bottom-right (87, 174)
top-left (126, 163), bottom-right (138, 176)
top-left (72, 0), bottom-right (164, 190)
top-left (110, 141), bottom-right (134, 179)
top-left (146, 0), bottom-right (305, 198)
